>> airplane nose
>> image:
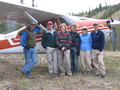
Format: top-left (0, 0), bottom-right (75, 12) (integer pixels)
top-left (108, 19), bottom-right (117, 53)
top-left (110, 21), bottom-right (120, 28)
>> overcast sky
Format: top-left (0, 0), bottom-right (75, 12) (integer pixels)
top-left (1, 0), bottom-right (120, 14)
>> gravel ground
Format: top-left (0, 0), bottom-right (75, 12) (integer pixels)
top-left (0, 51), bottom-right (120, 90)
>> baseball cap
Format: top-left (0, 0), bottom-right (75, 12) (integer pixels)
top-left (30, 21), bottom-right (36, 25)
top-left (47, 21), bottom-right (53, 25)
top-left (93, 22), bottom-right (99, 26)
top-left (82, 26), bottom-right (87, 30)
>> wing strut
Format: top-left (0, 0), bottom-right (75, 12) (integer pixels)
top-left (23, 11), bottom-right (46, 32)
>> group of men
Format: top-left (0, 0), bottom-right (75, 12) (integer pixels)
top-left (19, 21), bottom-right (106, 79)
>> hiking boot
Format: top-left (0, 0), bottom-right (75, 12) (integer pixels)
top-left (21, 70), bottom-right (25, 76)
top-left (67, 72), bottom-right (72, 76)
top-left (101, 74), bottom-right (106, 78)
top-left (27, 75), bottom-right (34, 79)
top-left (73, 73), bottom-right (78, 75)
top-left (87, 71), bottom-right (92, 76)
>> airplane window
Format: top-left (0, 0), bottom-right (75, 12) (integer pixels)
top-left (59, 15), bottom-right (80, 25)
top-left (53, 22), bottom-right (58, 30)
top-left (59, 17), bottom-right (68, 25)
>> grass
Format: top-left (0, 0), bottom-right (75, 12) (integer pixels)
top-left (0, 51), bottom-right (120, 90)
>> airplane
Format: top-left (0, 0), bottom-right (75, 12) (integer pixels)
top-left (0, 1), bottom-right (120, 54)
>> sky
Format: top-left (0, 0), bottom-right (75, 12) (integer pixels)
top-left (1, 0), bottom-right (120, 14)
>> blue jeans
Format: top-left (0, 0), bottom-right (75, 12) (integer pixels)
top-left (22, 48), bottom-right (37, 76)
top-left (70, 48), bottom-right (78, 73)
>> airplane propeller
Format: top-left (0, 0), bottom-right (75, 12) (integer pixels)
top-left (110, 17), bottom-right (117, 53)
top-left (112, 27), bottom-right (116, 53)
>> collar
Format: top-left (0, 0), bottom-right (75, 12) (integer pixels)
top-left (70, 31), bottom-right (77, 33)
top-left (94, 30), bottom-right (100, 34)
top-left (46, 30), bottom-right (55, 33)
top-left (46, 30), bottom-right (55, 35)
top-left (82, 33), bottom-right (88, 36)
top-left (59, 31), bottom-right (66, 33)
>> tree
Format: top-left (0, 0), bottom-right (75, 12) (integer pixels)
top-left (88, 7), bottom-right (91, 15)
top-left (99, 3), bottom-right (102, 11)
top-left (15, 24), bottom-right (23, 30)
top-left (0, 23), bottom-right (8, 33)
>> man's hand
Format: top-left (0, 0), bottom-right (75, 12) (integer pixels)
top-left (76, 51), bottom-right (80, 56)
top-left (98, 51), bottom-right (101, 55)
top-left (25, 46), bottom-right (30, 50)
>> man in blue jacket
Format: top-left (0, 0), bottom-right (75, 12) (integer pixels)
top-left (91, 22), bottom-right (106, 78)
top-left (19, 21), bottom-right (41, 79)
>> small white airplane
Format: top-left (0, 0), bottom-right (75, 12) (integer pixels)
top-left (0, 1), bottom-right (120, 54)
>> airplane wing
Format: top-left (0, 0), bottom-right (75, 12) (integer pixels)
top-left (0, 1), bottom-right (60, 25)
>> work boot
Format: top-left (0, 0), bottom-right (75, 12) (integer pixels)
top-left (67, 72), bottom-right (72, 76)
top-left (101, 74), bottom-right (106, 78)
top-left (27, 75), bottom-right (34, 79)
top-left (21, 70), bottom-right (25, 76)
top-left (87, 71), bottom-right (92, 76)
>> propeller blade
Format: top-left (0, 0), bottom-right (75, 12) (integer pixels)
top-left (112, 28), bottom-right (117, 52)
top-left (111, 17), bottom-right (114, 22)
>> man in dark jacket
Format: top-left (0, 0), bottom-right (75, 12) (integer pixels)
top-left (91, 22), bottom-right (106, 78)
top-left (69, 24), bottom-right (80, 74)
top-left (41, 21), bottom-right (58, 77)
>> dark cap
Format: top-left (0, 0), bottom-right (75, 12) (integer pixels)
top-left (47, 21), bottom-right (53, 25)
top-left (93, 22), bottom-right (99, 26)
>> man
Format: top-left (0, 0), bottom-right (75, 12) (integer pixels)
top-left (69, 24), bottom-right (80, 74)
top-left (41, 21), bottom-right (58, 77)
top-left (19, 21), bottom-right (41, 79)
top-left (91, 22), bottom-right (106, 78)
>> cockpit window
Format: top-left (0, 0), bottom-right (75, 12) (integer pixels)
top-left (59, 15), bottom-right (80, 25)
top-left (59, 17), bottom-right (68, 25)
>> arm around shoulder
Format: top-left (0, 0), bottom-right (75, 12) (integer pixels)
top-left (34, 26), bottom-right (41, 34)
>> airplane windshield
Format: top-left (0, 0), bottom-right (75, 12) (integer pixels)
top-left (59, 15), bottom-right (80, 25)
